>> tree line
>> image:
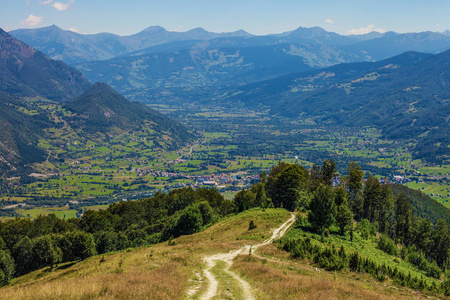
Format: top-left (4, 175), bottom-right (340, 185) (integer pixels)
top-left (0, 188), bottom-right (235, 285)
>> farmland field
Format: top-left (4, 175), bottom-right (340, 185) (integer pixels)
top-left (0, 102), bottom-right (448, 217)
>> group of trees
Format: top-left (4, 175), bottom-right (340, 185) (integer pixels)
top-left (0, 187), bottom-right (236, 286)
top-left (232, 160), bottom-right (450, 280)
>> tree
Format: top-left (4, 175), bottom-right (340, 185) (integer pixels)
top-left (395, 194), bottom-right (412, 244)
top-left (344, 162), bottom-right (364, 220)
top-left (308, 185), bottom-right (337, 233)
top-left (363, 175), bottom-right (383, 223)
top-left (271, 164), bottom-right (308, 211)
top-left (12, 236), bottom-right (34, 276)
top-left (308, 164), bottom-right (321, 192)
top-left (265, 162), bottom-right (291, 199)
top-left (336, 195), bottom-right (353, 236)
top-left (334, 187), bottom-right (347, 207)
top-left (33, 235), bottom-right (62, 269)
top-left (197, 202), bottom-right (215, 225)
top-left (172, 205), bottom-right (203, 237)
top-left (0, 250), bottom-right (15, 286)
top-left (432, 219), bottom-right (450, 268)
top-left (379, 185), bottom-right (394, 234)
top-left (320, 159), bottom-right (338, 186)
top-left (254, 183), bottom-right (268, 208)
top-left (61, 231), bottom-right (96, 261)
top-left (414, 219), bottom-right (433, 252)
top-left (234, 189), bottom-right (255, 212)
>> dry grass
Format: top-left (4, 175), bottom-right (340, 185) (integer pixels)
top-left (1, 249), bottom-right (186, 300)
top-left (232, 244), bottom-right (443, 300)
top-left (1, 208), bottom-right (442, 299)
top-left (0, 208), bottom-right (290, 300)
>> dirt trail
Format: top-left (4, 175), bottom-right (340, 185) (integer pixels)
top-left (197, 213), bottom-right (296, 300)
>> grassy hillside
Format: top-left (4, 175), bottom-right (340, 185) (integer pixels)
top-left (0, 208), bottom-right (443, 299)
top-left (64, 82), bottom-right (193, 145)
top-left (0, 93), bottom-right (49, 173)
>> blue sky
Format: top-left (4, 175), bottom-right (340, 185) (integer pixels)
top-left (1, 0), bottom-right (449, 35)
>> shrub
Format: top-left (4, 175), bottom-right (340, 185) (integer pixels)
top-left (248, 220), bottom-right (257, 230)
top-left (378, 234), bottom-right (398, 256)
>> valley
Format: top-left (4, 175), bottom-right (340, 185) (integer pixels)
top-left (1, 100), bottom-right (448, 219)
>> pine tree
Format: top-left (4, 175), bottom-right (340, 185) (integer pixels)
top-left (395, 194), bottom-right (412, 244)
top-left (308, 184), bottom-right (337, 233)
top-left (344, 162), bottom-right (364, 220)
top-left (336, 197), bottom-right (353, 235)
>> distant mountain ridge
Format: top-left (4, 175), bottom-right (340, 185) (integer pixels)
top-left (9, 25), bottom-right (450, 67)
top-left (10, 25), bottom-right (450, 105)
top-left (10, 25), bottom-right (254, 64)
top-left (76, 44), bottom-right (313, 102)
top-left (0, 28), bottom-right (91, 101)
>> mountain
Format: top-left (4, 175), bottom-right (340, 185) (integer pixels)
top-left (8, 25), bottom-right (133, 65)
top-left (0, 28), bottom-right (91, 101)
top-left (348, 31), bottom-right (386, 41)
top-left (0, 30), bottom-right (193, 174)
top-left (10, 25), bottom-right (253, 64)
top-left (11, 25), bottom-right (450, 68)
top-left (223, 50), bottom-right (450, 161)
top-left (75, 44), bottom-right (313, 102)
top-left (275, 26), bottom-right (357, 46)
top-left (225, 51), bottom-right (432, 108)
top-left (0, 93), bottom-right (50, 173)
top-left (346, 31), bottom-right (450, 60)
top-left (64, 82), bottom-right (192, 144)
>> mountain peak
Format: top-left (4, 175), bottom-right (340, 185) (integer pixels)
top-left (139, 26), bottom-right (167, 34)
top-left (42, 24), bottom-right (63, 31)
top-left (187, 27), bottom-right (209, 33)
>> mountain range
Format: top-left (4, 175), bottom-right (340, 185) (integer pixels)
top-left (10, 25), bottom-right (450, 66)
top-left (3, 24), bottom-right (450, 167)
top-left (10, 25), bottom-right (450, 103)
top-left (222, 50), bottom-right (450, 162)
top-left (9, 25), bottom-right (253, 65)
top-left (0, 29), bottom-right (192, 174)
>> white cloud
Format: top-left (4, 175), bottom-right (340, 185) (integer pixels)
top-left (39, 0), bottom-right (54, 5)
top-left (21, 14), bottom-right (43, 26)
top-left (325, 19), bottom-right (333, 25)
top-left (52, 0), bottom-right (73, 11)
top-left (68, 27), bottom-right (86, 34)
top-left (172, 26), bottom-right (183, 32)
top-left (348, 25), bottom-right (386, 35)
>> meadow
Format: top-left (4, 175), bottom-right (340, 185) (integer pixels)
top-left (0, 208), bottom-right (442, 299)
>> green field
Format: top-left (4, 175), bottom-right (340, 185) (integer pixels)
top-left (1, 102), bottom-right (448, 217)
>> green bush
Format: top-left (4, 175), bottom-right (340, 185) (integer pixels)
top-left (378, 234), bottom-right (398, 256)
